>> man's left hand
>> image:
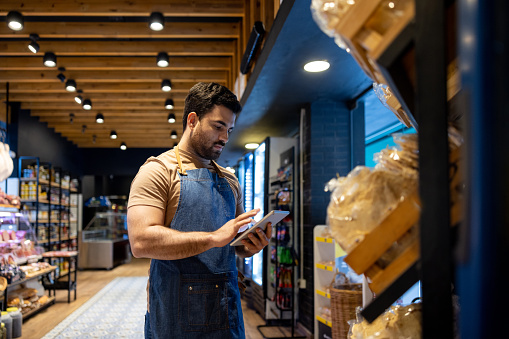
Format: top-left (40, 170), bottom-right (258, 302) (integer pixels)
top-left (240, 222), bottom-right (272, 256)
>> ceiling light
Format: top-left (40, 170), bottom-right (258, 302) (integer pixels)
top-left (304, 60), bottom-right (330, 72)
top-left (28, 41), bottom-right (39, 53)
top-left (120, 142), bottom-right (127, 151)
top-left (95, 113), bottom-right (104, 123)
top-left (7, 11), bottom-right (24, 31)
top-left (65, 79), bottom-right (77, 92)
top-left (161, 79), bottom-right (172, 92)
top-left (245, 143), bottom-right (259, 149)
top-left (82, 99), bottom-right (92, 110)
top-left (165, 99), bottom-right (174, 109)
top-left (57, 73), bottom-right (66, 82)
top-left (74, 95), bottom-right (83, 104)
top-left (167, 113), bottom-right (176, 123)
top-left (82, 125), bottom-right (87, 133)
top-left (170, 130), bottom-right (177, 139)
top-left (149, 12), bottom-right (165, 31)
top-left (43, 52), bottom-right (57, 67)
top-left (92, 135), bottom-right (97, 144)
top-left (157, 52), bottom-right (169, 67)
top-left (69, 113), bottom-right (75, 124)
top-left (110, 130), bottom-right (118, 139)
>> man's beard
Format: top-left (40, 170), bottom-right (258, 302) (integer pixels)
top-left (189, 130), bottom-right (225, 161)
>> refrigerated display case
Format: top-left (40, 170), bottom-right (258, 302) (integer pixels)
top-left (237, 137), bottom-right (299, 322)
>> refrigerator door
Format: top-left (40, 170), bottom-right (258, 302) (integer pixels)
top-left (251, 142), bottom-right (266, 286)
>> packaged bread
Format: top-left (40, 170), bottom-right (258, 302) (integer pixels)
top-left (348, 303), bottom-right (422, 339)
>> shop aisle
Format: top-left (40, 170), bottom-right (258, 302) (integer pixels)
top-left (21, 258), bottom-right (268, 339)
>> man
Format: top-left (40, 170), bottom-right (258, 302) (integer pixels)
top-left (127, 82), bottom-right (270, 339)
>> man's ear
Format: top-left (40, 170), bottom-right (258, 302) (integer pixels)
top-left (187, 112), bottom-right (198, 128)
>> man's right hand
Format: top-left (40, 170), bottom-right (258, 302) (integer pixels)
top-left (212, 209), bottom-right (260, 248)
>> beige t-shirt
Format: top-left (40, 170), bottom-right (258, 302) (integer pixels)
top-left (128, 147), bottom-right (244, 223)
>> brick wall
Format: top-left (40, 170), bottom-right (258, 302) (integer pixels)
top-left (298, 100), bottom-right (353, 333)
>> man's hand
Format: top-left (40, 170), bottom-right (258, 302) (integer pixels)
top-left (211, 209), bottom-right (260, 248)
top-left (239, 222), bottom-right (272, 256)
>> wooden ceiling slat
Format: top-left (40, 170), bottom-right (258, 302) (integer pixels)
top-left (10, 93), bottom-right (186, 102)
top-left (0, 56), bottom-right (231, 71)
top-left (3, 70), bottom-right (227, 82)
top-left (0, 22), bottom-right (240, 39)
top-left (0, 41), bottom-right (236, 56)
top-left (0, 82), bottom-right (206, 93)
top-left (0, 0), bottom-right (245, 17)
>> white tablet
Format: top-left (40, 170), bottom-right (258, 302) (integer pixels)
top-left (230, 210), bottom-right (289, 246)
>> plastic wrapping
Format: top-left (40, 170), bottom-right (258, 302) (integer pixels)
top-left (325, 133), bottom-right (418, 253)
top-left (310, 0), bottom-right (355, 50)
top-left (348, 303), bottom-right (422, 339)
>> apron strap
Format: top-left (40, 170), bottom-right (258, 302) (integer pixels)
top-left (175, 145), bottom-right (225, 178)
top-left (174, 145), bottom-right (187, 176)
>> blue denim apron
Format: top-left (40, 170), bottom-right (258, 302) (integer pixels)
top-left (146, 146), bottom-right (245, 339)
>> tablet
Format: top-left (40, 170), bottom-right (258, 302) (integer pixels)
top-left (230, 210), bottom-right (289, 246)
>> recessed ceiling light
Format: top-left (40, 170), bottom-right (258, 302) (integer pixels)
top-left (245, 143), bottom-right (259, 149)
top-left (304, 60), bottom-right (330, 72)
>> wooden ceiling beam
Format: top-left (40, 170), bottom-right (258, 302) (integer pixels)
top-left (0, 0), bottom-right (245, 17)
top-left (0, 22), bottom-right (240, 39)
top-left (0, 82), bottom-right (208, 93)
top-left (32, 110), bottom-right (182, 116)
top-left (22, 102), bottom-right (184, 110)
top-left (0, 41), bottom-right (236, 56)
top-left (0, 56), bottom-right (231, 71)
top-left (2, 70), bottom-right (227, 82)
top-left (10, 93), bottom-right (187, 102)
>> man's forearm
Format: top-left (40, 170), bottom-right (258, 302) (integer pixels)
top-left (130, 225), bottom-right (216, 260)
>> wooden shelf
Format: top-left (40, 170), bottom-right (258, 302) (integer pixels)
top-left (22, 296), bottom-right (56, 321)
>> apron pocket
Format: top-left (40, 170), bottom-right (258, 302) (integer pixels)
top-left (179, 273), bottom-right (239, 332)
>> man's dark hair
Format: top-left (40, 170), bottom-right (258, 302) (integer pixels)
top-left (183, 82), bottom-right (242, 130)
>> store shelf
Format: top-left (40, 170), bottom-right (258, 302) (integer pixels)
top-left (316, 315), bottom-right (332, 327)
top-left (316, 289), bottom-right (331, 299)
top-left (22, 296), bottom-right (56, 321)
top-left (315, 263), bottom-right (334, 272)
top-left (315, 237), bottom-right (334, 244)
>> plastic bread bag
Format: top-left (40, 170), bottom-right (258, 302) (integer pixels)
top-left (348, 303), bottom-right (422, 339)
top-left (325, 165), bottom-right (418, 253)
top-left (310, 0), bottom-right (354, 50)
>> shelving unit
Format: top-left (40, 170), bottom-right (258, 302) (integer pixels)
top-left (313, 225), bottom-right (335, 339)
top-left (18, 156), bottom-right (80, 304)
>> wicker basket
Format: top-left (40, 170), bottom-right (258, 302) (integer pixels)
top-left (330, 283), bottom-right (363, 339)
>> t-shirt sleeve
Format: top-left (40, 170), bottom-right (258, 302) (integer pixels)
top-left (128, 159), bottom-right (169, 210)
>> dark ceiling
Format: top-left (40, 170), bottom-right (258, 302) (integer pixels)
top-left (219, 0), bottom-right (372, 166)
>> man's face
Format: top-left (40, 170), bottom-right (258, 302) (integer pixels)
top-left (189, 105), bottom-right (236, 160)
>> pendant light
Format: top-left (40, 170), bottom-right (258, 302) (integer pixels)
top-left (167, 113), bottom-right (176, 123)
top-left (43, 52), bottom-right (57, 67)
top-left (120, 142), bottom-right (127, 151)
top-left (7, 11), bottom-right (24, 31)
top-left (170, 130), bottom-right (177, 139)
top-left (65, 79), bottom-right (77, 92)
top-left (164, 99), bottom-right (174, 109)
top-left (95, 113), bottom-right (104, 123)
top-left (82, 99), bottom-right (92, 110)
top-left (110, 130), bottom-right (118, 139)
top-left (161, 79), bottom-right (172, 92)
top-left (149, 12), bottom-right (164, 31)
top-left (157, 52), bottom-right (169, 67)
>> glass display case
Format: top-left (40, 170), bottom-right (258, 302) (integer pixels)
top-left (78, 211), bottom-right (130, 269)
